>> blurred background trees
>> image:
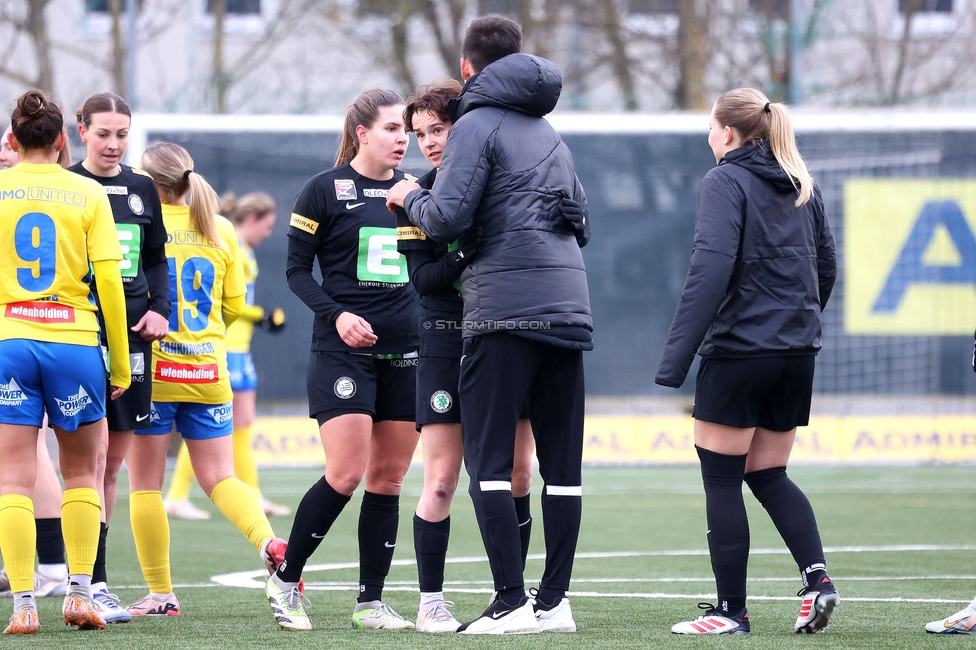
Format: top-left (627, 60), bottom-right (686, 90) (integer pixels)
top-left (1, 0), bottom-right (975, 113)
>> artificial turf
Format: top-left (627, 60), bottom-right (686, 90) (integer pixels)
top-left (6, 464), bottom-right (975, 649)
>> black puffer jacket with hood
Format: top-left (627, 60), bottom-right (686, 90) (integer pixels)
top-left (403, 53), bottom-right (592, 350)
top-left (655, 142), bottom-right (837, 387)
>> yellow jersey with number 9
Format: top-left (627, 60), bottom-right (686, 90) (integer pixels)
top-left (0, 163), bottom-right (121, 346)
top-left (151, 205), bottom-right (245, 404)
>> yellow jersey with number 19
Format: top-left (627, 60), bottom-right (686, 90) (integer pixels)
top-left (0, 163), bottom-right (121, 345)
top-left (151, 205), bottom-right (245, 404)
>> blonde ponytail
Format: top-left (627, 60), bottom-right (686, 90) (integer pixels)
top-left (713, 88), bottom-right (813, 207)
top-left (767, 103), bottom-right (812, 207)
top-left (141, 141), bottom-right (224, 248)
top-left (186, 171), bottom-right (222, 247)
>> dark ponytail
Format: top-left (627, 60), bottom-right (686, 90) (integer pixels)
top-left (11, 89), bottom-right (63, 153)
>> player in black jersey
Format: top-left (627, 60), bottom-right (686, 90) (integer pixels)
top-left (396, 80), bottom-right (536, 633)
top-left (68, 93), bottom-right (170, 625)
top-left (268, 89), bottom-right (419, 632)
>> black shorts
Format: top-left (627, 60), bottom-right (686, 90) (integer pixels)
top-left (692, 355), bottom-right (815, 431)
top-left (307, 350), bottom-right (416, 426)
top-left (415, 354), bottom-right (529, 431)
top-left (104, 340), bottom-right (153, 432)
top-left (416, 356), bottom-right (462, 429)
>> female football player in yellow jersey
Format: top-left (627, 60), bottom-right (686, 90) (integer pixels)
top-left (0, 90), bottom-right (130, 635)
top-left (124, 142), bottom-right (289, 617)
top-left (0, 125), bottom-right (70, 602)
top-left (165, 192), bottom-right (289, 521)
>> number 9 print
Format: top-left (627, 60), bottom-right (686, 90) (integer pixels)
top-left (167, 256), bottom-right (215, 332)
top-left (14, 212), bottom-right (56, 292)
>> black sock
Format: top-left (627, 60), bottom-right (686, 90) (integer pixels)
top-left (498, 586), bottom-right (525, 608)
top-left (277, 477), bottom-right (350, 583)
top-left (35, 518), bottom-right (65, 565)
top-left (698, 446), bottom-right (749, 615)
top-left (92, 523), bottom-right (108, 585)
top-left (414, 514), bottom-right (450, 593)
top-left (744, 466), bottom-right (829, 590)
top-left (513, 494), bottom-right (532, 571)
top-left (358, 492), bottom-right (399, 603)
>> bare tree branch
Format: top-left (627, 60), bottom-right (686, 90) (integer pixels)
top-left (0, 0), bottom-right (54, 92)
top-left (676, 0), bottom-right (707, 109)
top-left (418, 0), bottom-right (465, 81)
top-left (888, 0), bottom-right (923, 105)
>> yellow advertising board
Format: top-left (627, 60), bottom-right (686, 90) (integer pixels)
top-left (249, 414), bottom-right (976, 466)
top-left (845, 179), bottom-right (976, 334)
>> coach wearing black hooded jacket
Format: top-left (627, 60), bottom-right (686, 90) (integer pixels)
top-left (387, 15), bottom-right (590, 635)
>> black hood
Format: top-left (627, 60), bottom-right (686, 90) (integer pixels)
top-left (721, 142), bottom-right (798, 195)
top-left (452, 53), bottom-right (562, 120)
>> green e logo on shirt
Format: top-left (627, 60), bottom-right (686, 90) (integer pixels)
top-left (117, 223), bottom-right (141, 278)
top-left (357, 227), bottom-right (408, 283)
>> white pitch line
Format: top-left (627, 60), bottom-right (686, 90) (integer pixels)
top-left (206, 544), bottom-right (976, 602)
top-left (294, 575), bottom-right (976, 587)
top-left (116, 574), bottom-right (976, 592)
top-left (112, 582), bottom-right (968, 605)
top-left (566, 591), bottom-right (969, 605)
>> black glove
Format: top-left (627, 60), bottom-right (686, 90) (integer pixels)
top-left (456, 226), bottom-right (481, 265)
top-left (258, 307), bottom-right (287, 334)
top-left (558, 196), bottom-right (586, 232)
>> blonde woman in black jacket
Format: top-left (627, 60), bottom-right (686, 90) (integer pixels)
top-left (656, 88), bottom-right (837, 636)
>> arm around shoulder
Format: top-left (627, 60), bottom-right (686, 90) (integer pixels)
top-left (405, 118), bottom-right (495, 242)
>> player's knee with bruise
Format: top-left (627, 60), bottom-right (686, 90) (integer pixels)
top-left (425, 475), bottom-right (458, 503)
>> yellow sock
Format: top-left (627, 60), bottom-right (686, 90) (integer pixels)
top-left (210, 477), bottom-right (274, 551)
top-left (129, 490), bottom-right (172, 594)
top-left (0, 494), bottom-right (35, 593)
top-left (62, 488), bottom-right (101, 576)
top-left (232, 425), bottom-right (263, 500)
top-left (165, 443), bottom-right (195, 502)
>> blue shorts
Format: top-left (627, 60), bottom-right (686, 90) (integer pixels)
top-left (228, 352), bottom-right (257, 392)
top-left (140, 401), bottom-right (234, 440)
top-left (0, 340), bottom-right (106, 431)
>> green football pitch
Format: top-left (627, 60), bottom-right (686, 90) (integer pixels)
top-left (7, 464), bottom-right (976, 649)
